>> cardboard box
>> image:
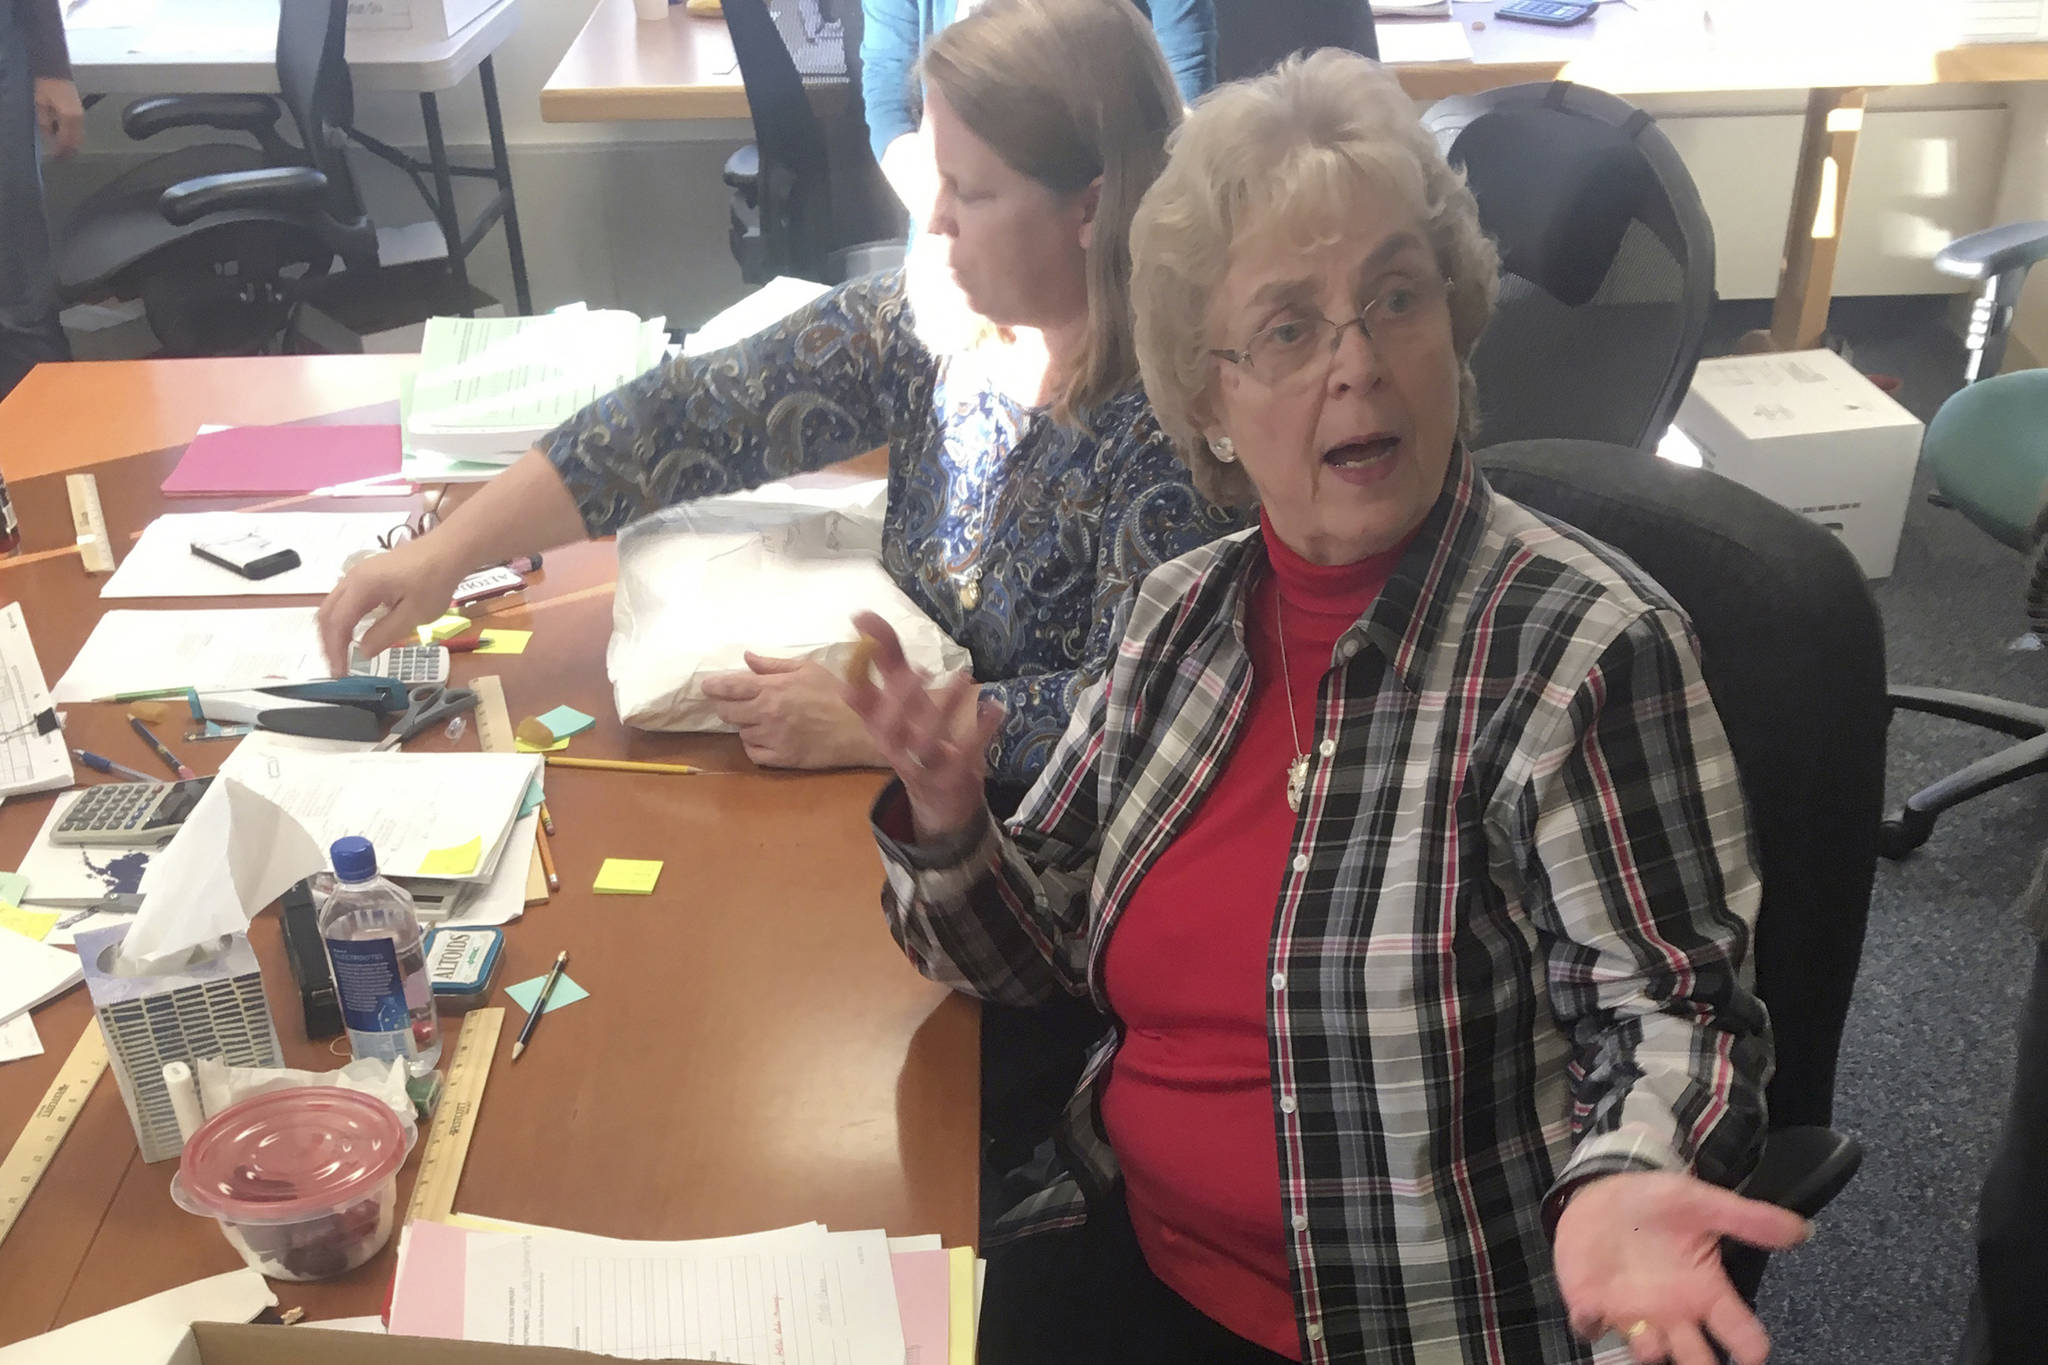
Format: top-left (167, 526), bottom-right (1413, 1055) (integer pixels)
top-left (346, 0), bottom-right (497, 40)
top-left (1673, 348), bottom-right (1923, 578)
top-left (171, 1322), bottom-right (723, 1365)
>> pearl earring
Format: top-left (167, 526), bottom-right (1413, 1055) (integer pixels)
top-left (1212, 436), bottom-right (1236, 464)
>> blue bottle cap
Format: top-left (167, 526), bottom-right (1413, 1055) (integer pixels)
top-left (330, 836), bottom-right (378, 881)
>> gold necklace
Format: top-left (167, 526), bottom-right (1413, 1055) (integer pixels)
top-left (1274, 596), bottom-right (1311, 814)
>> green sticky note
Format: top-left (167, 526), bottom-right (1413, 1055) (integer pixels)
top-left (519, 775), bottom-right (545, 819)
top-left (536, 705), bottom-right (595, 739)
top-left (0, 903), bottom-right (58, 943)
top-left (417, 836), bottom-right (483, 878)
top-left (0, 872), bottom-right (28, 907)
top-left (593, 858), bottom-right (662, 895)
top-left (506, 972), bottom-right (588, 1016)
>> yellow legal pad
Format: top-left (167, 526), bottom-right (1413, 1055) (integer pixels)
top-left (594, 858), bottom-right (663, 895)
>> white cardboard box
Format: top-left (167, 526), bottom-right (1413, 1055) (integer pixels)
top-left (347, 0), bottom-right (496, 39)
top-left (1673, 348), bottom-right (1923, 578)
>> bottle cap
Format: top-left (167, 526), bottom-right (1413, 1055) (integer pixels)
top-left (330, 836), bottom-right (378, 881)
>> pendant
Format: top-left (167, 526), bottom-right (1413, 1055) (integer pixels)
top-left (958, 568), bottom-right (981, 611)
top-left (1286, 753), bottom-right (1308, 813)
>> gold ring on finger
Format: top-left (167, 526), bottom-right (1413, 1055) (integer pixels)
top-left (1622, 1320), bottom-right (1652, 1343)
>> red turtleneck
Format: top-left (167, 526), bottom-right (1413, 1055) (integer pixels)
top-left (1099, 512), bottom-right (1408, 1360)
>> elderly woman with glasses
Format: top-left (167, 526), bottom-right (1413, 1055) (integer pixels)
top-left (847, 51), bottom-right (1805, 1365)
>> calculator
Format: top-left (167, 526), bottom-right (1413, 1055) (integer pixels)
top-left (351, 644), bottom-right (450, 685)
top-left (1496, 0), bottom-right (1595, 24)
top-left (52, 777), bottom-right (215, 847)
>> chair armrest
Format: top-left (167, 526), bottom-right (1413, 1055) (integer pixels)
top-left (159, 166), bottom-right (329, 227)
top-left (1936, 221), bottom-right (2048, 282)
top-left (123, 94), bottom-right (284, 143)
top-left (723, 142), bottom-right (760, 190)
top-left (1735, 1125), bottom-right (1863, 1219)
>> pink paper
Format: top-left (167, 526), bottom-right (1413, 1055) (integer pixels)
top-left (161, 424), bottom-right (404, 496)
top-left (384, 1218), bottom-right (469, 1340)
top-left (890, 1248), bottom-right (951, 1364)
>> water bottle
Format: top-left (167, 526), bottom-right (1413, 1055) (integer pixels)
top-left (318, 837), bottom-right (441, 1077)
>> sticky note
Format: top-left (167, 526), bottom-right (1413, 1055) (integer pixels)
top-left (0, 872), bottom-right (28, 906)
top-left (419, 613), bottom-right (474, 643)
top-left (519, 774), bottom-right (546, 819)
top-left (536, 705), bottom-right (595, 739)
top-left (594, 858), bottom-right (663, 895)
top-left (0, 903), bottom-right (58, 942)
top-left (474, 630), bottom-right (531, 655)
top-left (506, 972), bottom-right (588, 1016)
top-left (515, 733), bottom-right (571, 754)
top-left (417, 836), bottom-right (482, 878)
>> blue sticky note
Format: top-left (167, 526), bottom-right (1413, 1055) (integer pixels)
top-left (506, 972), bottom-right (588, 1017)
top-left (519, 774), bottom-right (545, 819)
top-left (536, 704), bottom-right (595, 739)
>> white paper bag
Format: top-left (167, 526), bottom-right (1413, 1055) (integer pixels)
top-left (609, 479), bottom-right (972, 732)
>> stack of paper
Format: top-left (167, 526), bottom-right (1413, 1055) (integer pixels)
top-left (401, 306), bottom-right (670, 472)
top-left (0, 603), bottom-right (74, 799)
top-left (389, 1216), bottom-right (977, 1364)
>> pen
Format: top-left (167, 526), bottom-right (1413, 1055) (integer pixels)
top-left (128, 714), bottom-right (197, 781)
top-left (538, 801), bottom-right (556, 836)
top-left (71, 748), bottom-right (159, 783)
top-left (534, 822), bottom-right (560, 891)
top-left (512, 950), bottom-right (568, 1061)
top-left (89, 687), bottom-right (189, 703)
top-left (543, 756), bottom-right (707, 775)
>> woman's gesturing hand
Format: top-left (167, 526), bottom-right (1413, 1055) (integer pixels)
top-left (841, 611), bottom-right (1003, 843)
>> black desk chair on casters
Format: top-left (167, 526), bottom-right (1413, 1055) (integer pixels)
top-left (53, 0), bottom-right (376, 356)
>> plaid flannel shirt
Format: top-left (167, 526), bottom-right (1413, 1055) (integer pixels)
top-left (873, 451), bottom-right (1772, 1364)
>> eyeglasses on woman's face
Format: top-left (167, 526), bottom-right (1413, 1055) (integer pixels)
top-left (1208, 276), bottom-right (1453, 387)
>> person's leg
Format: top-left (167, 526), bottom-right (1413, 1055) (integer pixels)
top-left (1968, 940), bottom-right (2048, 1363)
top-left (0, 7), bottom-right (72, 401)
top-left (979, 1188), bottom-right (1297, 1365)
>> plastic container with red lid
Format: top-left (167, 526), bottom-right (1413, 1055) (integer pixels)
top-left (170, 1086), bottom-right (410, 1281)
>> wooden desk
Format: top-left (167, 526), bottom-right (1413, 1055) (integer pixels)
top-left (0, 357), bottom-right (977, 1346)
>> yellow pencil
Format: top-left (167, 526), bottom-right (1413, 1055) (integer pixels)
top-left (544, 755), bottom-right (708, 775)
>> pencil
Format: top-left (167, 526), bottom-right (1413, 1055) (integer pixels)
top-left (512, 950), bottom-right (568, 1062)
top-left (128, 714), bottom-right (196, 781)
top-left (538, 801), bottom-right (556, 836)
top-left (543, 756), bottom-right (707, 775)
top-left (534, 822), bottom-right (560, 891)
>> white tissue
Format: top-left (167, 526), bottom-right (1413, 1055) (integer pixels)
top-left (193, 1055), bottom-right (417, 1147)
top-left (123, 774), bottom-right (326, 961)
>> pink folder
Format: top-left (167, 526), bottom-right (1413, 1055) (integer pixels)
top-left (160, 424), bottom-right (404, 496)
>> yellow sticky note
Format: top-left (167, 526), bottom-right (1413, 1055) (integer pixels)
top-left (514, 733), bottom-right (571, 753)
top-left (474, 630), bottom-right (532, 655)
top-left (947, 1245), bottom-right (975, 1365)
top-left (594, 858), bottom-right (663, 895)
top-left (0, 902), bottom-right (58, 942)
top-left (418, 613), bottom-right (473, 643)
top-left (417, 836), bottom-right (483, 878)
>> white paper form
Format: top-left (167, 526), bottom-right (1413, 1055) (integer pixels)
top-left (101, 512), bottom-right (397, 599)
top-left (0, 1013), bottom-right (43, 1064)
top-left (0, 927), bottom-right (81, 1024)
top-left (51, 608), bottom-right (330, 702)
top-left (0, 603), bottom-right (75, 799)
top-left (458, 1227), bottom-right (906, 1365)
top-left (1373, 18), bottom-right (1472, 64)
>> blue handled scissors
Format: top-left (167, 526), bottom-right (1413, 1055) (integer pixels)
top-left (373, 684), bottom-right (478, 752)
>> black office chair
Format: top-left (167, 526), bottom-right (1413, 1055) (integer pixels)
top-left (53, 0), bottom-right (376, 356)
top-left (1429, 82), bottom-right (1716, 452)
top-left (1481, 439), bottom-right (1882, 1298)
top-left (1213, 0), bottom-right (1377, 80)
top-left (722, 0), bottom-right (903, 285)
top-left (1878, 223), bottom-right (2048, 858)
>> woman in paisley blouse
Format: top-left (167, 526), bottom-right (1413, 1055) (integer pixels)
top-left (316, 0), bottom-right (1240, 791)
top-left (848, 52), bottom-right (1808, 1365)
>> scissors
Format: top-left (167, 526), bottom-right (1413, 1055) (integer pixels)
top-left (373, 684), bottom-right (478, 752)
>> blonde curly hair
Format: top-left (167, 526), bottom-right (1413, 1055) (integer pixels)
top-left (1130, 50), bottom-right (1500, 507)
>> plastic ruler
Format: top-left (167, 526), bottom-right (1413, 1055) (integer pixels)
top-left (65, 474), bottom-right (114, 573)
top-left (404, 1006), bottom-right (502, 1224)
top-left (0, 1022), bottom-right (109, 1248)
top-left (471, 674), bottom-right (547, 904)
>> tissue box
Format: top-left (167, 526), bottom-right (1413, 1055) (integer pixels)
top-left (1674, 348), bottom-right (1922, 579)
top-left (346, 0), bottom-right (497, 39)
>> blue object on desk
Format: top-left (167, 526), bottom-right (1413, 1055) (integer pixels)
top-left (71, 748), bottom-right (160, 783)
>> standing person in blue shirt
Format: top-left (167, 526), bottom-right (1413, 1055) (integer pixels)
top-left (1, 0), bottom-right (82, 398)
top-left (862, 0), bottom-right (1214, 225)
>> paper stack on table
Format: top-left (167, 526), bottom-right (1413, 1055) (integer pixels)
top-left (0, 602), bottom-right (75, 799)
top-left (389, 1216), bottom-right (978, 1364)
top-left (401, 306), bottom-right (670, 472)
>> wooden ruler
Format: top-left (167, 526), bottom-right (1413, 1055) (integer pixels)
top-left (65, 474), bottom-right (114, 574)
top-left (471, 674), bottom-right (548, 905)
top-left (0, 1022), bottom-right (109, 1248)
top-left (405, 1006), bottom-right (503, 1224)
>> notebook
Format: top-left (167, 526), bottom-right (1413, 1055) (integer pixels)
top-left (160, 425), bottom-right (404, 497)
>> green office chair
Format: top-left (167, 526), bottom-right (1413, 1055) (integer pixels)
top-left (1879, 222), bottom-right (2048, 858)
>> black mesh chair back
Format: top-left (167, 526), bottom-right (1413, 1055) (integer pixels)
top-left (1214, 0), bottom-right (1376, 81)
top-left (277, 0), bottom-right (366, 229)
top-left (725, 0), bottom-right (834, 278)
top-left (1427, 83), bottom-right (1715, 452)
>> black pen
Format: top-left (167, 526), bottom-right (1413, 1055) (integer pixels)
top-left (128, 714), bottom-right (196, 780)
top-left (512, 950), bottom-right (569, 1061)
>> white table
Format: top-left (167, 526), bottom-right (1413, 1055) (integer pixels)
top-left (64, 0), bottom-right (532, 313)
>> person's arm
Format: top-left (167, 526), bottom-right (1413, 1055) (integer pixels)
top-left (979, 427), bottom-right (1241, 788)
top-left (320, 274), bottom-right (918, 669)
top-left (20, 0), bottom-right (72, 80)
top-left (1143, 0), bottom-right (1216, 103)
top-left (862, 0), bottom-right (923, 167)
top-left (1519, 609), bottom-right (1773, 1196)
